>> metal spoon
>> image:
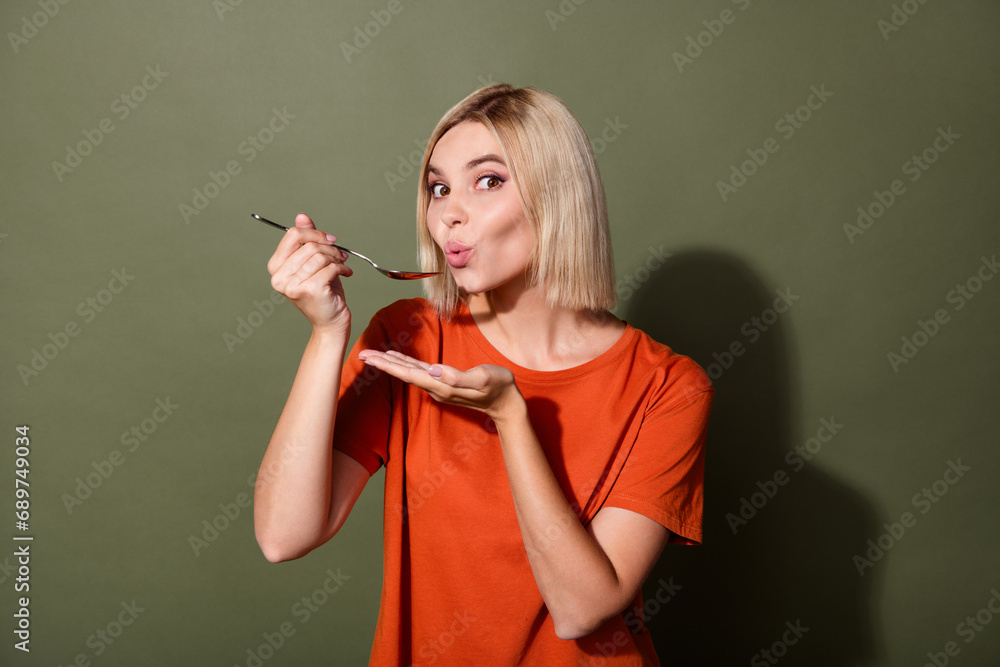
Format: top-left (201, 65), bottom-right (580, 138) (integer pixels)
top-left (252, 214), bottom-right (440, 280)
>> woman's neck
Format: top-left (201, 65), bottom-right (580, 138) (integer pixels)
top-left (466, 281), bottom-right (624, 372)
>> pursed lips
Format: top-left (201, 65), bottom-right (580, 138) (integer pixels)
top-left (444, 240), bottom-right (474, 268)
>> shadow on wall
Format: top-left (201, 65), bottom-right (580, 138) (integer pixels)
top-left (625, 250), bottom-right (882, 666)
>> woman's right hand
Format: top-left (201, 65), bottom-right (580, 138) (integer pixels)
top-left (267, 213), bottom-right (354, 336)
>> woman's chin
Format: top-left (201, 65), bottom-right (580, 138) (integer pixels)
top-left (457, 283), bottom-right (485, 297)
top-left (452, 274), bottom-right (486, 296)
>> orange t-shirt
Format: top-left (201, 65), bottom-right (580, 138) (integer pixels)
top-left (333, 298), bottom-right (712, 666)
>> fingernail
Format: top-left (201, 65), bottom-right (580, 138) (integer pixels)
top-left (428, 365), bottom-right (443, 378)
top-left (325, 234), bottom-right (337, 244)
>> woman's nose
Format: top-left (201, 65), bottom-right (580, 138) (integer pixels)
top-left (440, 192), bottom-right (468, 227)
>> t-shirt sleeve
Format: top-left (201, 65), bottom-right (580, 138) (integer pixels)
top-left (331, 306), bottom-right (406, 476)
top-left (603, 360), bottom-right (713, 545)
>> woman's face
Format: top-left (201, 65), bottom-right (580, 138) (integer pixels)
top-left (425, 121), bottom-right (535, 296)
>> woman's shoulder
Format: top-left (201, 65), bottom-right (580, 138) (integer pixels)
top-left (371, 297), bottom-right (436, 324)
top-left (626, 325), bottom-right (714, 401)
top-left (364, 298), bottom-right (448, 350)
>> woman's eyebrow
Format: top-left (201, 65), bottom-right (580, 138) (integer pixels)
top-left (427, 153), bottom-right (506, 177)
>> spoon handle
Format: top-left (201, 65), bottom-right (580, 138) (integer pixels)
top-left (251, 213), bottom-right (441, 281)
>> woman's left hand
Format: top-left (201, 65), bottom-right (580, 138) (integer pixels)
top-left (358, 350), bottom-right (522, 421)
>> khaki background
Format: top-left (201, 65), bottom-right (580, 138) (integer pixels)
top-left (2, 1), bottom-right (998, 665)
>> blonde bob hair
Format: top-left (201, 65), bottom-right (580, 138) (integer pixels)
top-left (416, 84), bottom-right (616, 317)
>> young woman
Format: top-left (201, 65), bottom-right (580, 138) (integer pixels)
top-left (254, 84), bottom-right (713, 666)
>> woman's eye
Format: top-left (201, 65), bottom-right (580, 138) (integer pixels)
top-left (430, 183), bottom-right (450, 197)
top-left (477, 175), bottom-right (503, 189)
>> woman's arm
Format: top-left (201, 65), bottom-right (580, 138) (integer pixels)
top-left (253, 213), bottom-right (369, 563)
top-left (254, 330), bottom-right (370, 563)
top-left (357, 350), bottom-right (671, 639)
top-left (493, 398), bottom-right (671, 639)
